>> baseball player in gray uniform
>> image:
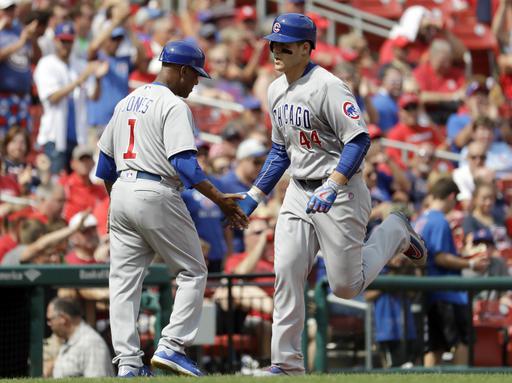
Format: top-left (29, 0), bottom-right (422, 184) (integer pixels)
top-left (95, 40), bottom-right (248, 377)
top-left (237, 14), bottom-right (428, 375)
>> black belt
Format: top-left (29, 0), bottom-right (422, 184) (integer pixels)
top-left (119, 170), bottom-right (162, 182)
top-left (296, 170), bottom-right (362, 190)
top-left (296, 178), bottom-right (325, 190)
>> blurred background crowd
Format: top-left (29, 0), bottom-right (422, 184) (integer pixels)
top-left (1, 0), bottom-right (512, 377)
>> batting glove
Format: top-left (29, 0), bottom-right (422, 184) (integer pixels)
top-left (306, 178), bottom-right (341, 214)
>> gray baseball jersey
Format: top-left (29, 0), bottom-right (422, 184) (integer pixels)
top-left (267, 65), bottom-right (410, 374)
top-left (98, 83), bottom-right (198, 179)
top-left (98, 82), bottom-right (207, 368)
top-left (268, 65), bottom-right (368, 180)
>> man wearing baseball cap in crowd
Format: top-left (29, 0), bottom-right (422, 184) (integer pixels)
top-left (463, 228), bottom-right (509, 300)
top-left (35, 22), bottom-right (108, 175)
top-left (86, 1), bottom-right (146, 138)
top-left (386, 93), bottom-right (444, 168)
top-left (220, 139), bottom-right (268, 252)
top-left (65, 211), bottom-right (101, 265)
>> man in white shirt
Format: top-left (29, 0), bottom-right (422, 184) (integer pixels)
top-left (453, 141), bottom-right (495, 208)
top-left (34, 22), bottom-right (107, 175)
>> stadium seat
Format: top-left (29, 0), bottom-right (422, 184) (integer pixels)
top-left (473, 325), bottom-right (508, 366)
top-left (449, 15), bottom-right (498, 51)
top-left (473, 300), bottom-right (506, 327)
top-left (351, 0), bottom-right (404, 20)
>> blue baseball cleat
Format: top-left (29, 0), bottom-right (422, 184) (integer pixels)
top-left (151, 348), bottom-right (204, 377)
top-left (118, 365), bottom-right (153, 377)
top-left (391, 210), bottom-right (428, 266)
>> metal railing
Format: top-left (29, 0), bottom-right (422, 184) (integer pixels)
top-left (308, 0), bottom-right (396, 43)
top-left (380, 137), bottom-right (462, 163)
top-left (314, 275), bottom-right (512, 372)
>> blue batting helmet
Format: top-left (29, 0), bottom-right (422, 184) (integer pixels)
top-left (264, 13), bottom-right (316, 49)
top-left (159, 40), bottom-right (211, 78)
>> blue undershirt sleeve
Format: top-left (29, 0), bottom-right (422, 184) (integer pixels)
top-left (253, 142), bottom-right (290, 195)
top-left (96, 151), bottom-right (118, 182)
top-left (169, 150), bottom-right (207, 189)
top-left (335, 132), bottom-right (371, 180)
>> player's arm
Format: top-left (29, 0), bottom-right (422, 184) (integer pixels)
top-left (307, 132), bottom-right (370, 213)
top-left (330, 132), bottom-right (370, 185)
top-left (170, 151), bottom-right (248, 230)
top-left (240, 141), bottom-right (291, 217)
top-left (95, 151), bottom-right (118, 196)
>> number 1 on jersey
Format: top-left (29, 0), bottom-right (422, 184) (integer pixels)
top-left (123, 119), bottom-right (137, 159)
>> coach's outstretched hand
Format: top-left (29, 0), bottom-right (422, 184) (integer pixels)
top-left (218, 193), bottom-right (249, 230)
top-left (306, 179), bottom-right (340, 214)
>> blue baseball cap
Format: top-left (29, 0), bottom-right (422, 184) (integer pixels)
top-left (55, 22), bottom-right (75, 41)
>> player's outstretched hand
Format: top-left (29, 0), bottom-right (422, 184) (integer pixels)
top-left (219, 193), bottom-right (249, 230)
top-left (306, 179), bottom-right (340, 214)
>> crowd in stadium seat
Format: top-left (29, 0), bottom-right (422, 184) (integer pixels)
top-left (1, 0), bottom-right (512, 375)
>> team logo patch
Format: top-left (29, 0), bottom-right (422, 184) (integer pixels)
top-left (347, 192), bottom-right (354, 200)
top-left (342, 101), bottom-right (360, 120)
top-left (273, 22), bottom-right (281, 33)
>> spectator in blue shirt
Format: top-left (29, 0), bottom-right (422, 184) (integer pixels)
top-left (365, 255), bottom-right (417, 368)
top-left (372, 64), bottom-right (403, 133)
top-left (182, 142), bottom-right (227, 272)
top-left (86, 3), bottom-right (145, 138)
top-left (220, 138), bottom-right (267, 253)
top-left (414, 177), bottom-right (489, 367)
top-left (445, 77), bottom-right (497, 152)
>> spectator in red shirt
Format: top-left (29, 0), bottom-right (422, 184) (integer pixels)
top-left (4, 182), bottom-right (66, 231)
top-left (386, 93), bottom-right (444, 169)
top-left (379, 6), bottom-right (466, 67)
top-left (128, 40), bottom-right (156, 92)
top-left (64, 211), bottom-right (101, 265)
top-left (59, 145), bottom-right (107, 222)
top-left (93, 196), bottom-right (109, 239)
top-left (413, 39), bottom-right (466, 125)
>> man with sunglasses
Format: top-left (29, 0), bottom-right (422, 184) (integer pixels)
top-left (234, 13), bottom-right (428, 375)
top-left (453, 139), bottom-right (500, 210)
